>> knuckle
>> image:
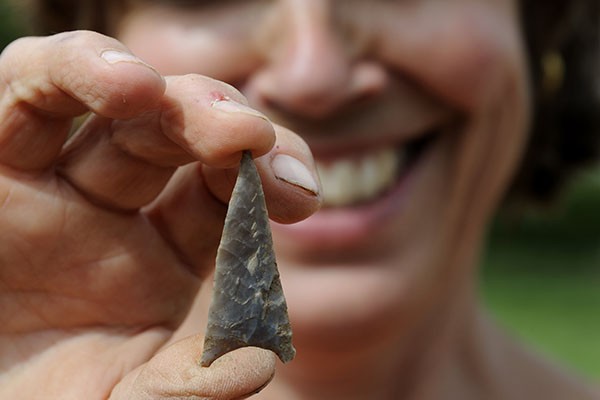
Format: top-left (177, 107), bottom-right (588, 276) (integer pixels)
top-left (0, 36), bottom-right (36, 60)
top-left (51, 29), bottom-right (113, 49)
top-left (0, 37), bottom-right (39, 84)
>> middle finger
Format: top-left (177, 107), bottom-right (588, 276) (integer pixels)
top-left (57, 75), bottom-right (276, 211)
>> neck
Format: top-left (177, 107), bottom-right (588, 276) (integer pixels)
top-left (262, 275), bottom-right (481, 400)
top-left (263, 281), bottom-right (599, 400)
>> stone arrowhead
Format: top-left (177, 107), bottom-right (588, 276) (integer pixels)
top-left (200, 151), bottom-right (295, 367)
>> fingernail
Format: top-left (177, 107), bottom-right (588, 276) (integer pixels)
top-left (102, 49), bottom-right (142, 64)
top-left (101, 49), bottom-right (160, 74)
top-left (211, 97), bottom-right (270, 122)
top-left (271, 154), bottom-right (320, 195)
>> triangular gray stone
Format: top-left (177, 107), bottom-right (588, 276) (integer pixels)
top-left (201, 150), bottom-right (295, 367)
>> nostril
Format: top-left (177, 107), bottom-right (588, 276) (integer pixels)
top-left (349, 85), bottom-right (383, 108)
top-left (243, 60), bottom-right (389, 119)
top-left (260, 92), bottom-right (345, 120)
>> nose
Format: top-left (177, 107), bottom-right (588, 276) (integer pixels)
top-left (245, 1), bottom-right (387, 119)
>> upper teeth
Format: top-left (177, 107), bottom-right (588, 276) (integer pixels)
top-left (316, 147), bottom-right (402, 207)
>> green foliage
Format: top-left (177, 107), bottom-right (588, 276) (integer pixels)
top-left (482, 168), bottom-right (600, 380)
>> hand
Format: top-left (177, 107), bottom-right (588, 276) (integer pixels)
top-left (0, 31), bottom-right (320, 399)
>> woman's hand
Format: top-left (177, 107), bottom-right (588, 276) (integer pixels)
top-left (0, 31), bottom-right (320, 399)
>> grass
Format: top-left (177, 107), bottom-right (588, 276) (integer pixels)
top-left (481, 169), bottom-right (600, 380)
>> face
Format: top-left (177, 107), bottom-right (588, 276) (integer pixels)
top-left (116, 0), bottom-right (530, 346)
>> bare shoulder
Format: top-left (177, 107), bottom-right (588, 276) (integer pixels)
top-left (482, 318), bottom-right (599, 400)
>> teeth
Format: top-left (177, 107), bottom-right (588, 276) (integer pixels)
top-left (316, 147), bottom-right (403, 207)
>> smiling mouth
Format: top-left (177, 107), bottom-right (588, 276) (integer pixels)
top-left (315, 131), bottom-right (438, 208)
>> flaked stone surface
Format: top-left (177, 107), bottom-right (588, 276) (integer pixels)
top-left (201, 151), bottom-right (295, 367)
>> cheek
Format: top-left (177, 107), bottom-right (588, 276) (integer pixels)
top-left (436, 12), bottom-right (527, 112)
top-left (378, 5), bottom-right (528, 113)
top-left (118, 19), bottom-right (260, 82)
top-left (119, 28), bottom-right (187, 74)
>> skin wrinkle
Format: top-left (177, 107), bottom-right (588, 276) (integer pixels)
top-left (145, 209), bottom-right (203, 277)
top-left (144, 165), bottom-right (227, 278)
top-left (1, 327), bottom-right (171, 399)
top-left (6, 253), bottom-right (155, 332)
top-left (0, 185), bottom-right (12, 210)
top-left (111, 115), bottom-right (194, 168)
top-left (12, 291), bottom-right (56, 333)
top-left (148, 203), bottom-right (209, 271)
top-left (4, 184), bottom-right (190, 328)
top-left (59, 124), bottom-right (175, 209)
top-left (0, 230), bottom-right (44, 288)
top-left (6, 285), bottom-right (117, 333)
top-left (2, 42), bottom-right (80, 117)
top-left (0, 99), bottom-right (74, 174)
top-left (51, 35), bottom-right (105, 108)
top-left (0, 330), bottom-right (66, 373)
top-left (0, 93), bottom-right (71, 147)
top-left (56, 169), bottom-right (140, 214)
top-left (5, 81), bottom-right (54, 117)
top-left (159, 96), bottom-right (193, 156)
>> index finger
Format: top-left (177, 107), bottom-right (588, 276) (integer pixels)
top-left (0, 31), bottom-right (165, 171)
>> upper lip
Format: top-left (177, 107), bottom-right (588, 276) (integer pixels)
top-left (258, 80), bottom-right (458, 159)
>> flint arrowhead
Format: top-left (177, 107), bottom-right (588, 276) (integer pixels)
top-left (201, 150), bottom-right (295, 367)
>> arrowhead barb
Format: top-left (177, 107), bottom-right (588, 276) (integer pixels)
top-left (201, 150), bottom-right (295, 367)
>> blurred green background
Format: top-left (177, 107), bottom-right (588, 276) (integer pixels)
top-left (482, 170), bottom-right (600, 380)
top-left (1, 0), bottom-right (599, 382)
top-left (0, 1), bottom-right (25, 46)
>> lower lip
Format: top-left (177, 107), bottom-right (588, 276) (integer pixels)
top-left (271, 157), bottom-right (419, 254)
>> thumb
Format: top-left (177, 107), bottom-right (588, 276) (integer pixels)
top-left (109, 334), bottom-right (276, 400)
